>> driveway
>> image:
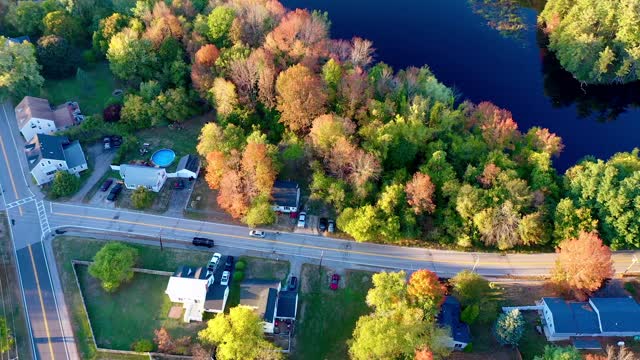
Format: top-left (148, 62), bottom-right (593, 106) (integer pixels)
top-left (70, 143), bottom-right (115, 202)
top-left (164, 178), bottom-right (196, 216)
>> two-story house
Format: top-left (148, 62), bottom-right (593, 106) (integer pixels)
top-left (25, 134), bottom-right (88, 186)
top-left (15, 96), bottom-right (82, 142)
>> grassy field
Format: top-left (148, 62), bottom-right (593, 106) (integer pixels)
top-left (40, 62), bottom-right (120, 116)
top-left (293, 265), bottom-right (373, 360)
top-left (52, 236), bottom-right (215, 358)
top-left (0, 213), bottom-right (32, 360)
top-left (76, 265), bottom-right (203, 350)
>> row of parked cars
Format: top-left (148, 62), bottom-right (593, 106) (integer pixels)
top-left (100, 179), bottom-right (123, 201)
top-left (296, 212), bottom-right (335, 233)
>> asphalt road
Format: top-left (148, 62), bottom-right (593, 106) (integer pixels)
top-left (1, 102), bottom-right (76, 360)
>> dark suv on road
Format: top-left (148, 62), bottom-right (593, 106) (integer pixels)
top-left (192, 237), bottom-right (214, 248)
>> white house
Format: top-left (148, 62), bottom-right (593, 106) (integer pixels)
top-left (15, 96), bottom-right (82, 142)
top-left (112, 164), bottom-right (167, 192)
top-left (25, 134), bottom-right (88, 186)
top-left (239, 280), bottom-right (299, 334)
top-left (540, 297), bottom-right (640, 341)
top-left (165, 265), bottom-right (229, 323)
top-left (174, 154), bottom-right (200, 179)
top-left (271, 181), bottom-right (300, 213)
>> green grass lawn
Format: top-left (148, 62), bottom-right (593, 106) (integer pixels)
top-left (52, 236), bottom-right (215, 358)
top-left (76, 265), bottom-right (202, 350)
top-left (40, 62), bottom-right (121, 116)
top-left (293, 266), bottom-right (373, 360)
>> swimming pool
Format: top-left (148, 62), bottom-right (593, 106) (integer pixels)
top-left (151, 149), bottom-right (176, 167)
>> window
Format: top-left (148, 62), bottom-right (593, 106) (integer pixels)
top-left (454, 344), bottom-right (462, 349)
top-left (47, 161), bottom-right (51, 164)
top-left (30, 124), bottom-right (36, 128)
top-left (45, 170), bottom-right (56, 176)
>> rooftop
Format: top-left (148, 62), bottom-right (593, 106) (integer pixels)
top-left (25, 134), bottom-right (82, 170)
top-left (15, 96), bottom-right (54, 129)
top-left (272, 180), bottom-right (299, 208)
top-left (177, 154), bottom-right (200, 174)
top-left (239, 280), bottom-right (281, 322)
top-left (119, 164), bottom-right (166, 186)
top-left (590, 297), bottom-right (640, 333)
top-left (276, 291), bottom-right (298, 319)
top-left (172, 266), bottom-right (209, 280)
top-left (438, 296), bottom-right (472, 344)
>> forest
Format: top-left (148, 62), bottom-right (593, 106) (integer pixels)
top-left (0, 0), bottom-right (639, 251)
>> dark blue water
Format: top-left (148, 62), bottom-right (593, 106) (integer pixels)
top-left (281, 0), bottom-right (640, 171)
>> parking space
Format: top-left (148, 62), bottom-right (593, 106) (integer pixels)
top-left (87, 177), bottom-right (118, 208)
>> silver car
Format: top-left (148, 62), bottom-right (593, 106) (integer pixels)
top-left (297, 212), bottom-right (307, 228)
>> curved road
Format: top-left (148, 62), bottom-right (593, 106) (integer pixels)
top-left (1, 101), bottom-right (639, 359)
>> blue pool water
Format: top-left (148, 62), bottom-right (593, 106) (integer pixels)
top-left (151, 149), bottom-right (176, 167)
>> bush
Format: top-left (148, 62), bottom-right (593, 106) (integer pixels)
top-left (624, 282), bottom-right (637, 295)
top-left (89, 242), bottom-right (138, 292)
top-left (461, 304), bottom-right (480, 324)
top-left (131, 186), bottom-right (154, 209)
top-left (233, 271), bottom-right (244, 281)
top-left (132, 339), bottom-right (154, 352)
top-left (50, 171), bottom-right (80, 198)
top-left (234, 260), bottom-right (246, 271)
top-left (495, 309), bottom-right (525, 346)
top-left (245, 196), bottom-right (276, 227)
top-left (463, 342), bottom-right (473, 353)
top-left (103, 103), bottom-right (122, 123)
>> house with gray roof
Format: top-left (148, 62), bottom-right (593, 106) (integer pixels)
top-left (541, 297), bottom-right (640, 341)
top-left (239, 279), bottom-right (299, 334)
top-left (438, 296), bottom-right (471, 350)
top-left (113, 164), bottom-right (167, 192)
top-left (271, 180), bottom-right (300, 213)
top-left (175, 154), bottom-right (200, 179)
top-left (25, 134), bottom-right (88, 185)
top-left (15, 96), bottom-right (82, 142)
top-left (165, 264), bottom-right (229, 322)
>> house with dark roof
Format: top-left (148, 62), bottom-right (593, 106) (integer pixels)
top-left (15, 96), bottom-right (82, 142)
top-left (174, 154), bottom-right (200, 179)
top-left (438, 296), bottom-right (471, 350)
top-left (239, 280), bottom-right (299, 333)
top-left (25, 134), bottom-right (88, 185)
top-left (271, 180), bottom-right (300, 213)
top-left (541, 297), bottom-right (640, 341)
top-left (165, 264), bottom-right (229, 322)
top-left (7, 36), bottom-right (31, 44)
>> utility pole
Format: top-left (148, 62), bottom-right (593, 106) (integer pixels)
top-left (623, 255), bottom-right (638, 276)
top-left (319, 250), bottom-right (324, 271)
top-left (159, 235), bottom-right (164, 251)
top-left (472, 254), bottom-right (480, 272)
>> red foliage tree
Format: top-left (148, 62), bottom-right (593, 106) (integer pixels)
top-left (477, 163), bottom-right (501, 188)
top-left (264, 8), bottom-right (328, 65)
top-left (143, 2), bottom-right (184, 47)
top-left (471, 102), bottom-right (520, 150)
top-left (275, 64), bottom-right (327, 133)
top-left (103, 104), bottom-right (122, 123)
top-left (350, 37), bottom-right (374, 68)
top-left (195, 44), bottom-right (220, 67)
top-left (551, 231), bottom-right (615, 301)
top-left (217, 168), bottom-right (249, 219)
top-left (405, 172), bottom-right (436, 215)
top-left (204, 151), bottom-right (227, 189)
top-left (154, 327), bottom-right (175, 353)
top-left (338, 68), bottom-right (371, 119)
top-left (527, 127), bottom-right (565, 157)
top-left (407, 269), bottom-right (446, 318)
top-left (241, 141), bottom-right (276, 198)
top-left (414, 347), bottom-right (434, 360)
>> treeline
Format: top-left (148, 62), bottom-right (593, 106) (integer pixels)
top-left (1, 0), bottom-right (638, 251)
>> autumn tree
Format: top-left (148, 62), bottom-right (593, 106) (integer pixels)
top-left (551, 231), bottom-right (614, 301)
top-left (366, 271), bottom-right (408, 313)
top-left (93, 13), bottom-right (130, 55)
top-left (309, 114), bottom-right (356, 156)
top-left (275, 64), bottom-right (327, 133)
top-left (350, 37), bottom-right (374, 68)
top-left (414, 348), bottom-right (434, 360)
top-left (210, 78), bottom-right (238, 117)
top-left (217, 167), bottom-right (249, 219)
top-left (584, 346), bottom-right (637, 360)
top-left (473, 201), bottom-right (522, 250)
top-left (0, 37), bottom-right (44, 101)
top-left (265, 9), bottom-right (329, 64)
top-left (407, 269), bottom-right (446, 319)
top-left (154, 327), bottom-right (175, 353)
top-left (43, 10), bottom-right (84, 44)
top-left (470, 102), bottom-right (520, 150)
top-left (191, 44), bottom-right (220, 95)
top-left (241, 138), bottom-right (277, 198)
top-left (405, 172), bottom-right (436, 215)
top-left (144, 2), bottom-right (184, 47)
top-left (199, 306), bottom-right (282, 360)
top-left (107, 29), bottom-right (158, 81)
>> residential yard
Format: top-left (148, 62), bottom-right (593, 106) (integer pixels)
top-left (226, 256), bottom-right (290, 310)
top-left (40, 62), bottom-right (121, 116)
top-left (52, 236), bottom-right (214, 358)
top-left (292, 265), bottom-right (373, 360)
top-left (0, 213), bottom-right (32, 360)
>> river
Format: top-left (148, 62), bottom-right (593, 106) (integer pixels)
top-left (281, 0), bottom-right (640, 171)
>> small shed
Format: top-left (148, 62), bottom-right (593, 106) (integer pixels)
top-left (175, 154), bottom-right (200, 179)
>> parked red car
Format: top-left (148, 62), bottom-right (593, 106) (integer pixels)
top-left (330, 273), bottom-right (340, 290)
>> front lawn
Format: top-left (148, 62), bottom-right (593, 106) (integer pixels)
top-left (293, 265), bottom-right (373, 360)
top-left (40, 62), bottom-right (120, 116)
top-left (52, 236), bottom-right (214, 358)
top-left (76, 265), bottom-right (202, 350)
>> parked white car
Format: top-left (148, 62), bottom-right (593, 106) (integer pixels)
top-left (297, 212), bottom-right (307, 228)
top-left (220, 271), bottom-right (230, 286)
top-left (249, 230), bottom-right (266, 238)
top-left (208, 253), bottom-right (222, 271)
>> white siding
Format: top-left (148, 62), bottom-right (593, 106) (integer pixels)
top-left (30, 158), bottom-right (68, 185)
top-left (20, 118), bottom-right (57, 142)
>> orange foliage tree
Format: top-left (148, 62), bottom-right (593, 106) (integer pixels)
top-left (405, 172), bottom-right (436, 215)
top-left (154, 327), bottom-right (175, 353)
top-left (414, 347), bottom-right (434, 360)
top-left (551, 231), bottom-right (614, 301)
top-left (407, 269), bottom-right (446, 318)
top-left (471, 102), bottom-right (520, 150)
top-left (275, 64), bottom-right (327, 133)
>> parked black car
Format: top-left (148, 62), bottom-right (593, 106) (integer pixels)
top-left (318, 217), bottom-right (328, 232)
top-left (288, 276), bottom-right (298, 291)
top-left (192, 237), bottom-right (214, 248)
top-left (106, 183), bottom-right (123, 201)
top-left (225, 255), bottom-right (234, 270)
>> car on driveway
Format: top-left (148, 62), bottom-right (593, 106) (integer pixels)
top-left (192, 237), bottom-right (214, 248)
top-left (330, 273), bottom-right (340, 290)
top-left (100, 179), bottom-right (113, 192)
top-left (318, 217), bottom-right (328, 232)
top-left (225, 255), bottom-right (234, 270)
top-left (297, 212), bottom-right (306, 228)
top-left (249, 230), bottom-right (266, 238)
top-left (208, 253), bottom-right (222, 271)
top-left (220, 271), bottom-right (230, 286)
top-left (106, 183), bottom-right (123, 201)
top-left (173, 180), bottom-right (185, 189)
top-left (328, 219), bottom-right (335, 233)
top-left (288, 276), bottom-right (298, 291)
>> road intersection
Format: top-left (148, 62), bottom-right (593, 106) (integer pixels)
top-left (1, 101), bottom-right (639, 359)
